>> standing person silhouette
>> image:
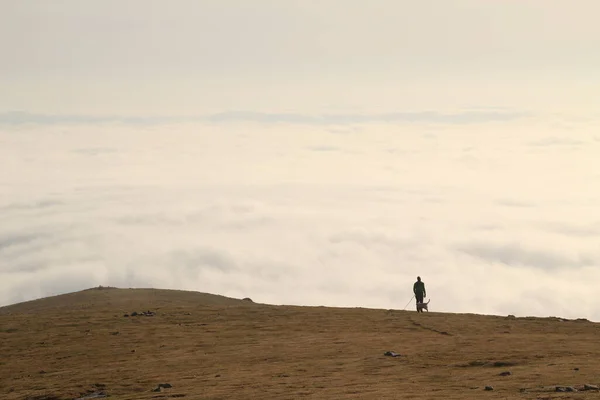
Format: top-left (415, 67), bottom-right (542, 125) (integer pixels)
top-left (413, 276), bottom-right (426, 310)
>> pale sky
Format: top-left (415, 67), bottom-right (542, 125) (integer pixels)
top-left (2, 0), bottom-right (600, 114)
top-left (1, 1), bottom-right (600, 320)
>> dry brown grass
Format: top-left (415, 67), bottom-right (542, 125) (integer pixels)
top-left (1, 287), bottom-right (599, 399)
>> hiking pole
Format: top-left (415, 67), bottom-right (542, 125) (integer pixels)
top-left (402, 295), bottom-right (415, 310)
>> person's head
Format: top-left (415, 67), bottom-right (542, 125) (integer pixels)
top-left (417, 276), bottom-right (421, 281)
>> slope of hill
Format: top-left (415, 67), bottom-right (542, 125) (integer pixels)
top-left (1, 287), bottom-right (599, 399)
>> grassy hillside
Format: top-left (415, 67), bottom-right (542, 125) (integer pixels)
top-left (1, 287), bottom-right (599, 399)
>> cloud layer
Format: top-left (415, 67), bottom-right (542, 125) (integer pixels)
top-left (0, 110), bottom-right (527, 126)
top-left (1, 118), bottom-right (599, 321)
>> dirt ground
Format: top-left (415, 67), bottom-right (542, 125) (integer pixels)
top-left (1, 287), bottom-right (599, 399)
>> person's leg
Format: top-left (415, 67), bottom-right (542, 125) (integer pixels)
top-left (415, 293), bottom-right (423, 311)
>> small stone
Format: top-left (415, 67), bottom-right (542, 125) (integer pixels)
top-left (131, 349), bottom-right (136, 353)
top-left (499, 371), bottom-right (512, 376)
top-left (123, 314), bottom-right (129, 317)
top-left (574, 367), bottom-right (579, 371)
top-left (584, 384), bottom-right (599, 390)
top-left (131, 311), bottom-right (138, 316)
top-left (556, 386), bottom-right (577, 392)
top-left (215, 374), bottom-right (221, 377)
top-left (484, 386), bottom-right (494, 391)
top-left (151, 384), bottom-right (172, 392)
top-left (151, 383), bottom-right (171, 392)
top-left (242, 297), bottom-right (253, 302)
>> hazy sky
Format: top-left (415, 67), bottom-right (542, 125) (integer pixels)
top-left (3, 0), bottom-right (600, 115)
top-left (1, 1), bottom-right (600, 320)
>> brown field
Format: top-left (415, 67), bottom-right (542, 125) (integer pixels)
top-left (1, 287), bottom-right (599, 400)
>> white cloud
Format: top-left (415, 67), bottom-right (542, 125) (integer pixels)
top-left (456, 241), bottom-right (597, 270)
top-left (0, 110), bottom-right (528, 126)
top-left (1, 118), bottom-right (600, 321)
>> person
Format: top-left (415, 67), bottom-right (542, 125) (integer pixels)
top-left (413, 276), bottom-right (426, 310)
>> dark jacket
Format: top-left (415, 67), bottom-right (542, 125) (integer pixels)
top-left (413, 280), bottom-right (426, 296)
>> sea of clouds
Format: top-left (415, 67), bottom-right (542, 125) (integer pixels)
top-left (1, 114), bottom-right (599, 320)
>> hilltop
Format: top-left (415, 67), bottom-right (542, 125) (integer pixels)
top-left (1, 287), bottom-right (599, 399)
